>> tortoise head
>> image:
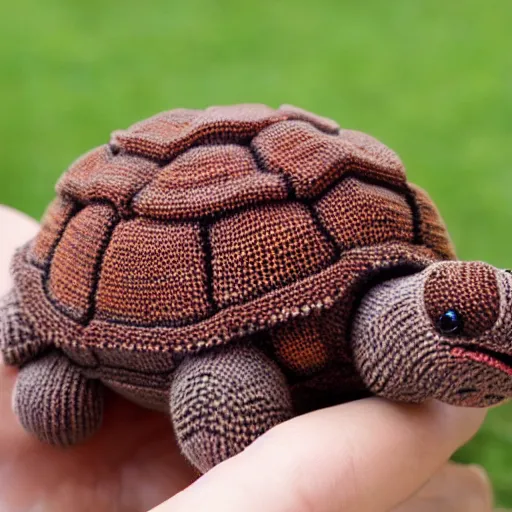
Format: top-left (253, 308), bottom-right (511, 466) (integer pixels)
top-left (351, 261), bottom-right (512, 407)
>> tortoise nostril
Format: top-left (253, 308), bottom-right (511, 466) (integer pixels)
top-left (484, 394), bottom-right (505, 403)
top-left (457, 388), bottom-right (478, 395)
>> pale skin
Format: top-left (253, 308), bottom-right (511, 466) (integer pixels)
top-left (0, 205), bottom-right (500, 512)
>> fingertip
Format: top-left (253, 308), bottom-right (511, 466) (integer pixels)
top-left (425, 401), bottom-right (487, 448)
top-left (0, 204), bottom-right (39, 295)
top-left (467, 464), bottom-right (494, 510)
top-left (0, 204), bottom-right (38, 232)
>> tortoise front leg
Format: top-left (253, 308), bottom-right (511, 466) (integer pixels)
top-left (13, 352), bottom-right (104, 446)
top-left (170, 344), bottom-right (294, 473)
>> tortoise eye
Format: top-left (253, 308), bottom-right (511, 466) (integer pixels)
top-left (437, 309), bottom-right (464, 336)
top-left (425, 262), bottom-right (499, 337)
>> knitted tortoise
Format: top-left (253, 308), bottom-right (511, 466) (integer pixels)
top-left (2, 104), bottom-right (512, 473)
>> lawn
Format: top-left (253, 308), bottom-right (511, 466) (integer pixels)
top-left (0, 0), bottom-right (511, 506)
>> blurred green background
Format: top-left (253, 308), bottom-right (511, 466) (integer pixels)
top-left (1, 0), bottom-right (511, 506)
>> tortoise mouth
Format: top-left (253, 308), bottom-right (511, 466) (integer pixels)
top-left (451, 346), bottom-right (512, 377)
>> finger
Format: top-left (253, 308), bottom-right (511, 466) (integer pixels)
top-left (152, 398), bottom-right (486, 512)
top-left (393, 462), bottom-right (493, 512)
top-left (0, 204), bottom-right (39, 295)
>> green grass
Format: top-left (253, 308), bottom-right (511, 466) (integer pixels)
top-left (1, 0), bottom-right (511, 505)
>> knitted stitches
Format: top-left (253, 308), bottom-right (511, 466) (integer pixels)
top-left (2, 104), bottom-right (510, 473)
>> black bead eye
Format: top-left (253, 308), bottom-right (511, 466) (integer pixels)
top-left (437, 309), bottom-right (464, 335)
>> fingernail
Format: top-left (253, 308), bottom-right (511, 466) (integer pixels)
top-left (468, 464), bottom-right (489, 481)
top-left (468, 465), bottom-right (494, 510)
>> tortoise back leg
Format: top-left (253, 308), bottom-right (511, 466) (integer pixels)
top-left (170, 343), bottom-right (294, 473)
top-left (13, 351), bottom-right (104, 446)
top-left (0, 289), bottom-right (47, 366)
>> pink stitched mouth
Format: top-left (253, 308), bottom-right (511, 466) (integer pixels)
top-left (451, 346), bottom-right (512, 377)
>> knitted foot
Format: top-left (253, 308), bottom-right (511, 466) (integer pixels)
top-left (13, 351), bottom-right (104, 446)
top-left (170, 344), bottom-right (294, 473)
top-left (0, 289), bottom-right (46, 366)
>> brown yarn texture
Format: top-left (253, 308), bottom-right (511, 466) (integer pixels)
top-left (351, 263), bottom-right (512, 409)
top-left (2, 103), bottom-right (461, 469)
top-left (7, 103), bottom-right (452, 394)
top-left (424, 262), bottom-right (500, 337)
top-left (0, 289), bottom-right (42, 365)
top-left (14, 352), bottom-right (104, 446)
top-left (7, 105), bottom-right (450, 359)
top-left (171, 344), bottom-right (293, 473)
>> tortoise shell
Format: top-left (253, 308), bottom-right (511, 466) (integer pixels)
top-left (13, 104), bottom-right (455, 377)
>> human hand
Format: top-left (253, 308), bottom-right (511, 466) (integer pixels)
top-left (0, 204), bottom-right (495, 512)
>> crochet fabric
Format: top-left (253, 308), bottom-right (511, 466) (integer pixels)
top-left (1, 104), bottom-right (464, 472)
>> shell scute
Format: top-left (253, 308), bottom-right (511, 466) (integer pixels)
top-left (48, 203), bottom-right (118, 322)
top-left (111, 104), bottom-right (288, 161)
top-left (56, 146), bottom-right (160, 216)
top-left (410, 184), bottom-right (456, 260)
top-left (29, 197), bottom-right (75, 268)
top-left (95, 218), bottom-right (210, 325)
top-left (132, 144), bottom-right (288, 219)
top-left (251, 121), bottom-right (406, 199)
top-left (277, 104), bottom-right (340, 134)
top-left (338, 129), bottom-right (405, 177)
top-left (315, 178), bottom-right (414, 250)
top-left (210, 202), bottom-right (336, 308)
